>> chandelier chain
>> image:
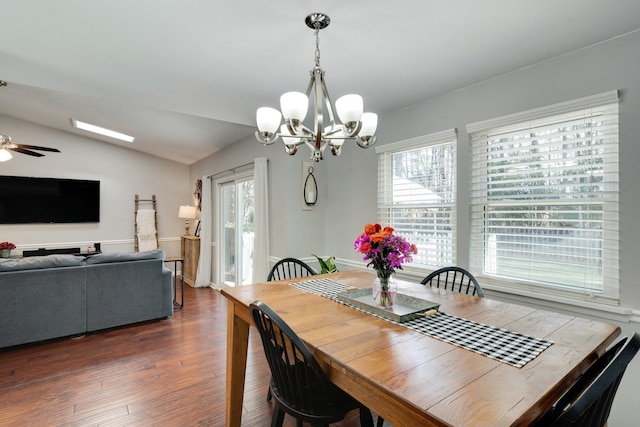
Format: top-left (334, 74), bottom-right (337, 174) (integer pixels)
top-left (314, 29), bottom-right (321, 67)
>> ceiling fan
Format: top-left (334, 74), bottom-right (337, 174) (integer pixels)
top-left (0, 80), bottom-right (61, 161)
top-left (0, 133), bottom-right (61, 160)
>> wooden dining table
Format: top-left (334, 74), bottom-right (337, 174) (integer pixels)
top-left (221, 270), bottom-right (620, 426)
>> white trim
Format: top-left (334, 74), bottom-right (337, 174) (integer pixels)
top-left (16, 237), bottom-right (179, 252)
top-left (480, 280), bottom-right (628, 314)
top-left (334, 256), bottom-right (634, 323)
top-left (465, 90), bottom-right (618, 134)
top-left (481, 287), bottom-right (632, 323)
top-left (467, 94), bottom-right (620, 304)
top-left (337, 258), bottom-right (432, 283)
top-left (377, 129), bottom-right (458, 268)
top-left (267, 255), bottom-right (637, 324)
top-left (375, 128), bottom-right (457, 154)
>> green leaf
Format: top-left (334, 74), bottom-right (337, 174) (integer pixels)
top-left (311, 254), bottom-right (338, 274)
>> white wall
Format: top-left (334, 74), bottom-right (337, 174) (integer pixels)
top-left (190, 135), bottom-right (328, 275)
top-left (325, 30), bottom-right (640, 316)
top-left (0, 115), bottom-right (191, 257)
top-left (191, 30), bottom-right (640, 316)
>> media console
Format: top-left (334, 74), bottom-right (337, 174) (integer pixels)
top-left (22, 243), bottom-right (102, 258)
top-left (23, 247), bottom-right (81, 257)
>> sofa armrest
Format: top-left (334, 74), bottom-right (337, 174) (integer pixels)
top-left (161, 267), bottom-right (173, 318)
top-left (86, 258), bottom-right (171, 331)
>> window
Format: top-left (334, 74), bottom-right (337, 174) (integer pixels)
top-left (377, 129), bottom-right (457, 269)
top-left (467, 91), bottom-right (619, 304)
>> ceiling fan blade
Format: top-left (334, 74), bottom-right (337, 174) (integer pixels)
top-left (10, 147), bottom-right (45, 157)
top-left (15, 144), bottom-right (61, 153)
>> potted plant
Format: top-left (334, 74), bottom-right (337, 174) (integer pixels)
top-left (311, 254), bottom-right (338, 274)
top-left (0, 241), bottom-right (16, 258)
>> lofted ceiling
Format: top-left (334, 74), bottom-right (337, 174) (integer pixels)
top-left (1, 1), bottom-right (640, 165)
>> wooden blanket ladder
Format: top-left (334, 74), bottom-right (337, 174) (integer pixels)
top-left (134, 194), bottom-right (159, 251)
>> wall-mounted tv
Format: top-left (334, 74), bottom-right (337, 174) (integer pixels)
top-left (0, 175), bottom-right (100, 224)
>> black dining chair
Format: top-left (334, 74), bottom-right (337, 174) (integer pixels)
top-left (420, 266), bottom-right (484, 297)
top-left (267, 257), bottom-right (317, 282)
top-left (535, 332), bottom-right (640, 427)
top-left (250, 301), bottom-right (374, 427)
top-left (265, 257), bottom-right (318, 402)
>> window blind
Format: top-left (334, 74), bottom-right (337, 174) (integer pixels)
top-left (377, 129), bottom-right (457, 268)
top-left (467, 91), bottom-right (619, 304)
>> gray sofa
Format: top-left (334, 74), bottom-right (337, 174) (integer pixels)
top-left (0, 249), bottom-right (172, 349)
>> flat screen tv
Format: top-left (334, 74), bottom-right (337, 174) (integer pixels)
top-left (0, 175), bottom-right (100, 224)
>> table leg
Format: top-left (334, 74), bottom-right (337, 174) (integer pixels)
top-left (164, 259), bottom-right (184, 309)
top-left (175, 259), bottom-right (184, 308)
top-left (225, 300), bottom-right (250, 427)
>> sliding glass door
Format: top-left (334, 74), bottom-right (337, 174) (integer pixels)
top-left (218, 175), bottom-right (254, 287)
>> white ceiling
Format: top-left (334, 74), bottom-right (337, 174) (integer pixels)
top-left (1, 0), bottom-right (640, 165)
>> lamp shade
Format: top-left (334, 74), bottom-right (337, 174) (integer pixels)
top-left (335, 94), bottom-right (363, 124)
top-left (256, 107), bottom-right (282, 134)
top-left (178, 205), bottom-right (197, 219)
top-left (280, 92), bottom-right (308, 121)
top-left (0, 149), bottom-right (12, 162)
top-left (360, 112), bottom-right (378, 137)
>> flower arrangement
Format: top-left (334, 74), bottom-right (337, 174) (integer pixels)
top-left (0, 241), bottom-right (16, 250)
top-left (354, 223), bottom-right (417, 278)
top-left (354, 224), bottom-right (417, 307)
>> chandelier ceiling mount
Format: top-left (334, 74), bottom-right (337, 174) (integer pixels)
top-left (305, 12), bottom-right (330, 30)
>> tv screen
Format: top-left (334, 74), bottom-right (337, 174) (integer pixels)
top-left (0, 175), bottom-right (100, 224)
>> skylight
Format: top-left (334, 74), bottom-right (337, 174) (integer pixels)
top-left (71, 119), bottom-right (135, 143)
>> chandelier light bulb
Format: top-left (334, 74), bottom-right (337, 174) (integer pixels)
top-left (256, 107), bottom-right (282, 134)
top-left (280, 92), bottom-right (308, 121)
top-left (0, 148), bottom-right (12, 162)
top-left (284, 144), bottom-right (298, 155)
top-left (360, 112), bottom-right (378, 137)
top-left (335, 94), bottom-right (363, 125)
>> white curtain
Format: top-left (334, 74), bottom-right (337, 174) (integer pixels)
top-left (252, 157), bottom-right (270, 283)
top-left (194, 176), bottom-right (212, 288)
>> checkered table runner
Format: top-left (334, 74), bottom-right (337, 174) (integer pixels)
top-left (292, 278), bottom-right (552, 368)
top-left (291, 277), bottom-right (350, 298)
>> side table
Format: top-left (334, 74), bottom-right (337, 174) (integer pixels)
top-left (164, 257), bottom-right (184, 309)
top-left (181, 235), bottom-right (200, 287)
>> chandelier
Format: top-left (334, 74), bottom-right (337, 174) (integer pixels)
top-left (255, 13), bottom-right (378, 162)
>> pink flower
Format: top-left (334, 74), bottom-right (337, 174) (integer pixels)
top-left (354, 224), bottom-right (416, 278)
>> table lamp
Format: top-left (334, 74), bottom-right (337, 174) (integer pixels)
top-left (178, 205), bottom-right (197, 235)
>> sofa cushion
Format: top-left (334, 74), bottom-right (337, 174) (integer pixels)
top-left (0, 254), bottom-right (85, 272)
top-left (86, 249), bottom-right (165, 265)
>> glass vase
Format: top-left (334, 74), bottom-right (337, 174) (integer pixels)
top-left (0, 249), bottom-right (10, 258)
top-left (372, 272), bottom-right (397, 309)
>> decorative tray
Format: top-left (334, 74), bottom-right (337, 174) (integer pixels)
top-left (336, 287), bottom-right (440, 323)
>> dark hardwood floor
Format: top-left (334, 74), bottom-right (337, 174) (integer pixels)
top-left (0, 285), bottom-right (371, 426)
